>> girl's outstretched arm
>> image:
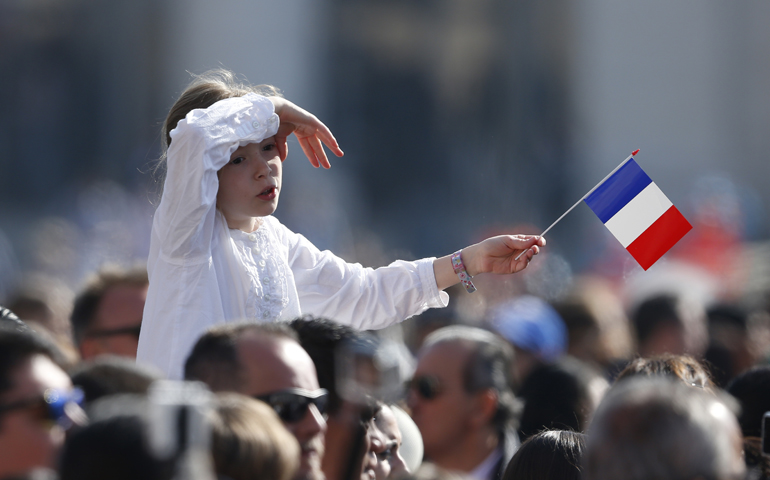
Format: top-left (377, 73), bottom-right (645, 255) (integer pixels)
top-left (268, 96), bottom-right (344, 168)
top-left (433, 235), bottom-right (546, 291)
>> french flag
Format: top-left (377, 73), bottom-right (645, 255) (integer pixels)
top-left (584, 158), bottom-right (692, 270)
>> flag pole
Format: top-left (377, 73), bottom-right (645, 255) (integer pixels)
top-left (514, 149), bottom-right (640, 261)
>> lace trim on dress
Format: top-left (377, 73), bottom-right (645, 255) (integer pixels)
top-left (232, 224), bottom-right (290, 321)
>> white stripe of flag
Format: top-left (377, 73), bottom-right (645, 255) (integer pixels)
top-left (604, 182), bottom-right (673, 248)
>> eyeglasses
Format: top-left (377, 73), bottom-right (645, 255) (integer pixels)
top-left (408, 375), bottom-right (442, 401)
top-left (0, 387), bottom-right (84, 429)
top-left (85, 325), bottom-right (142, 339)
top-left (255, 388), bottom-right (329, 423)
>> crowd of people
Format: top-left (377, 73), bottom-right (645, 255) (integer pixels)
top-left (1, 258), bottom-right (769, 480)
top-left (1, 68), bottom-right (769, 480)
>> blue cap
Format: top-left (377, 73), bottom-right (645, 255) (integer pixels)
top-left (490, 295), bottom-right (567, 361)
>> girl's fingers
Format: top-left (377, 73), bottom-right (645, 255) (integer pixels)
top-left (315, 126), bottom-right (344, 157)
top-left (276, 136), bottom-right (289, 161)
top-left (275, 106), bottom-right (341, 167)
top-left (307, 136), bottom-right (331, 169)
top-left (298, 137), bottom-right (321, 168)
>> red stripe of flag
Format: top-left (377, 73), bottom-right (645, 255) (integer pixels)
top-left (626, 206), bottom-right (693, 270)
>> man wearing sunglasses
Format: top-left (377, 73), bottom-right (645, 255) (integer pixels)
top-left (408, 326), bottom-right (521, 480)
top-left (185, 322), bottom-right (327, 480)
top-left (0, 324), bottom-right (87, 478)
top-left (71, 266), bottom-right (148, 360)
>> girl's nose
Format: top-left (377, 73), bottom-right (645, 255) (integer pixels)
top-left (254, 159), bottom-right (272, 178)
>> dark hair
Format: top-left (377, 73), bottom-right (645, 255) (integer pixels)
top-left (184, 322), bottom-right (298, 391)
top-left (704, 303), bottom-right (751, 387)
top-left (289, 316), bottom-right (360, 415)
top-left (630, 294), bottom-right (682, 348)
top-left (59, 395), bottom-right (177, 480)
top-left (615, 354), bottom-right (715, 391)
top-left (503, 430), bottom-right (586, 480)
top-left (423, 326), bottom-right (522, 433)
top-left (70, 265), bottom-right (148, 345)
top-left (0, 324), bottom-right (65, 396)
top-left (517, 357), bottom-right (605, 441)
top-left (726, 366), bottom-right (770, 438)
top-left (70, 355), bottom-right (162, 405)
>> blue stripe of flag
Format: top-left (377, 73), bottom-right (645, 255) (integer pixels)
top-left (584, 159), bottom-right (652, 223)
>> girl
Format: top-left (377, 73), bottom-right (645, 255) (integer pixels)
top-left (137, 69), bottom-right (545, 379)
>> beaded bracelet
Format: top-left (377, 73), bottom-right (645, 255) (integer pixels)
top-left (451, 250), bottom-right (477, 293)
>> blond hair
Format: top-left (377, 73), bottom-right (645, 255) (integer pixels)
top-left (162, 69), bottom-right (280, 151)
top-left (209, 392), bottom-right (299, 480)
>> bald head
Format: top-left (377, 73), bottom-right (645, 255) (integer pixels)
top-left (236, 331), bottom-right (320, 396)
top-left (184, 322), bottom-right (298, 390)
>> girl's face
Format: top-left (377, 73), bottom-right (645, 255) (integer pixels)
top-left (217, 136), bottom-right (282, 232)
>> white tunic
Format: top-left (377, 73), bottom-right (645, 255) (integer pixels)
top-left (137, 93), bottom-right (448, 379)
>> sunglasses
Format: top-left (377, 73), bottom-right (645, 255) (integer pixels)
top-left (85, 325), bottom-right (142, 339)
top-left (408, 375), bottom-right (443, 401)
top-left (0, 387), bottom-right (84, 429)
top-left (255, 388), bottom-right (329, 423)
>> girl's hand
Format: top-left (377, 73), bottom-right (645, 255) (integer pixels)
top-left (464, 235), bottom-right (545, 276)
top-left (268, 96), bottom-right (344, 168)
top-left (433, 235), bottom-right (545, 291)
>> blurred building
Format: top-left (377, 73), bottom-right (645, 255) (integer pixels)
top-left (0, 0), bottom-right (768, 301)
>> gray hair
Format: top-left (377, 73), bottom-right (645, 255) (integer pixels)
top-left (422, 325), bottom-right (521, 431)
top-left (585, 377), bottom-right (744, 480)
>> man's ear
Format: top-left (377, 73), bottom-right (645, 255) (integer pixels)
top-left (471, 389), bottom-right (499, 428)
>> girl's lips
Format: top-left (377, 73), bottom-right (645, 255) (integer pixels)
top-left (257, 186), bottom-right (277, 200)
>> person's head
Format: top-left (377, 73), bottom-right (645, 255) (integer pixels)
top-left (71, 265), bottom-right (148, 360)
top-left (489, 295), bottom-right (568, 386)
top-left (725, 367), bottom-right (770, 480)
top-left (289, 317), bottom-right (376, 480)
top-left (630, 293), bottom-right (707, 358)
top-left (162, 69), bottom-right (280, 152)
top-left (725, 366), bottom-right (770, 438)
top-left (502, 430), bottom-right (586, 480)
top-left (289, 316), bottom-right (359, 416)
top-left (615, 354), bottom-right (715, 391)
top-left (517, 357), bottom-right (608, 441)
top-left (210, 392), bottom-right (300, 480)
top-left (58, 394), bottom-right (204, 480)
top-left (370, 404), bottom-right (410, 480)
top-left (6, 274), bottom-right (79, 365)
top-left (553, 276), bottom-right (633, 368)
top-left (704, 303), bottom-right (757, 387)
top-left (408, 325), bottom-right (520, 466)
top-left (70, 355), bottom-right (163, 406)
top-left (185, 322), bottom-right (327, 480)
top-left (0, 324), bottom-right (83, 477)
top-left (163, 69), bottom-right (283, 230)
top-left (585, 377), bottom-right (745, 480)
top-left (6, 273), bottom-right (74, 341)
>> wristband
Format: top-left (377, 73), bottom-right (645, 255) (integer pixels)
top-left (451, 250), bottom-right (477, 293)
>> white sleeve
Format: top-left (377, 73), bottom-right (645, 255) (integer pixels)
top-left (282, 224), bottom-right (449, 330)
top-left (152, 93), bottom-right (279, 264)
top-left (139, 94), bottom-right (278, 379)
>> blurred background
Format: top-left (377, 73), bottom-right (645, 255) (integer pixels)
top-left (1, 0), bottom-right (769, 315)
